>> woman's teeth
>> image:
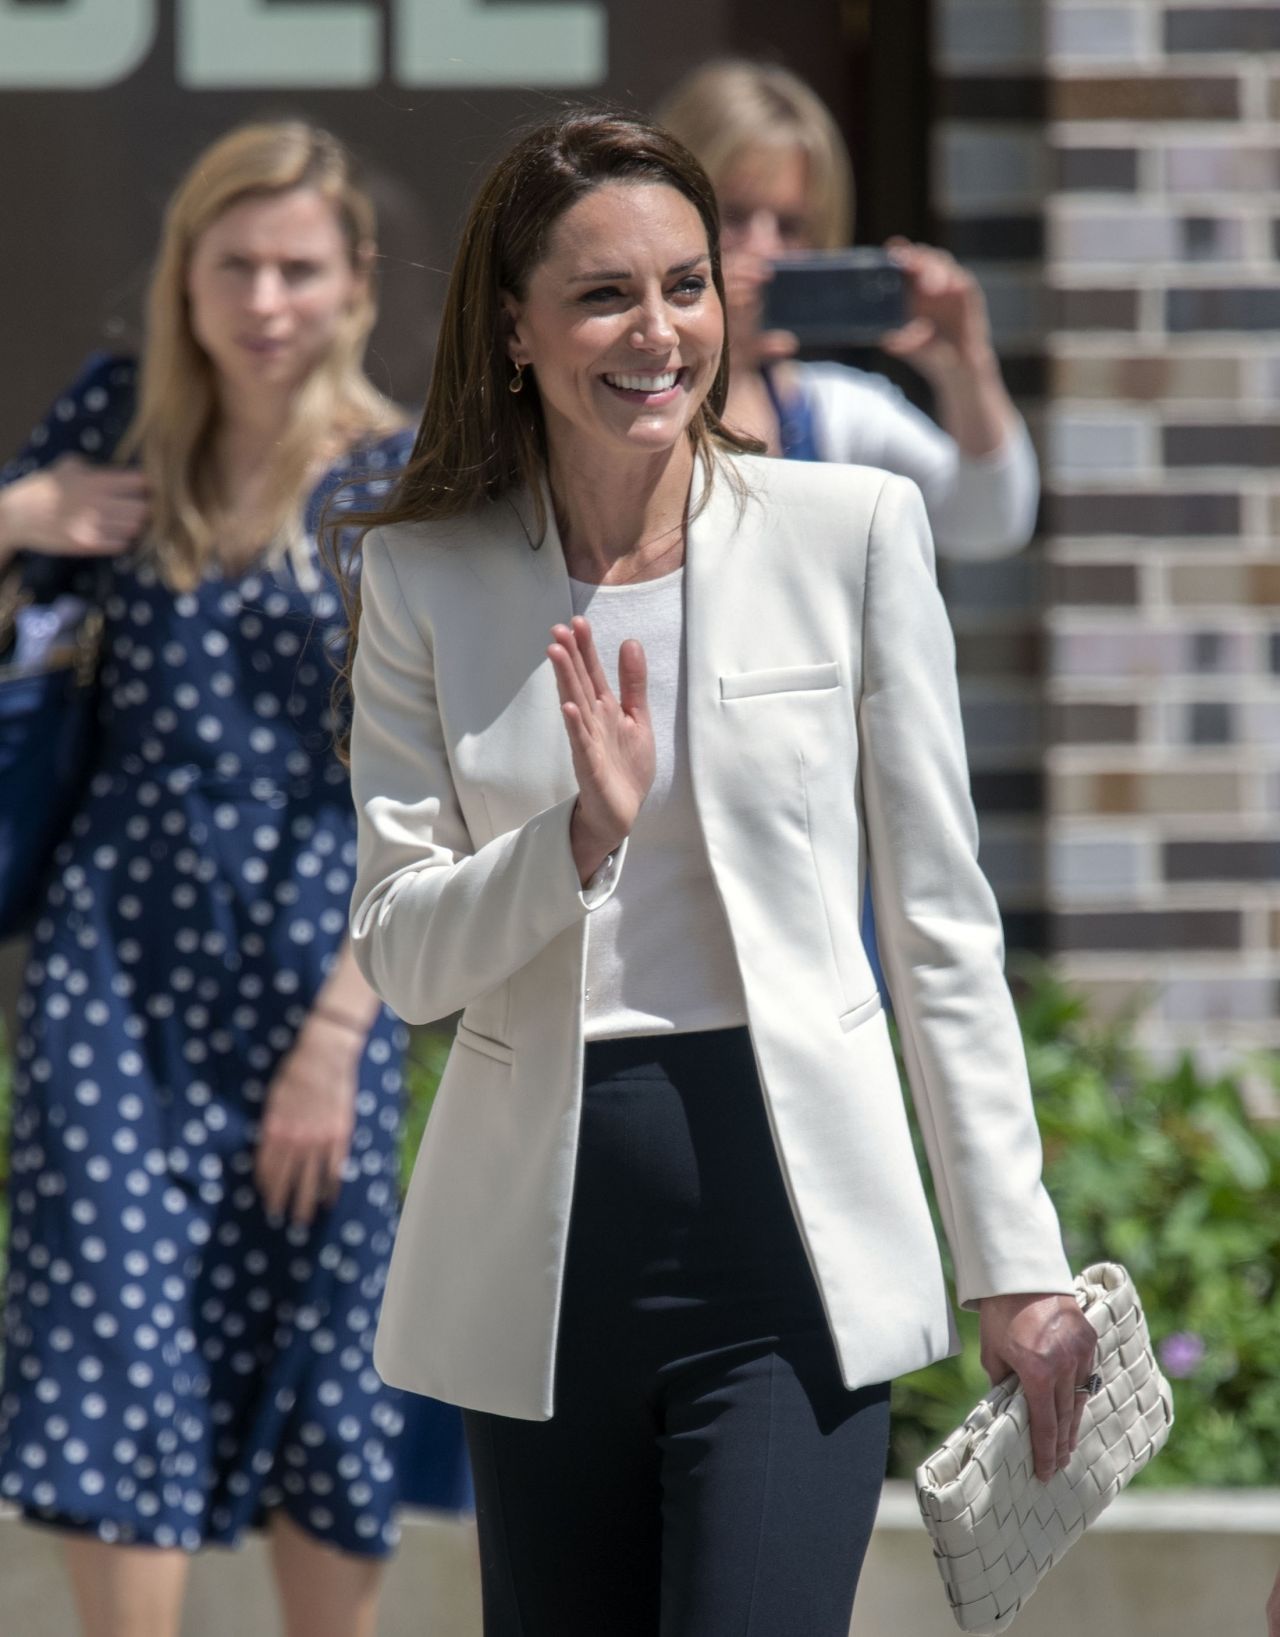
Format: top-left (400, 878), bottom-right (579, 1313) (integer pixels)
top-left (605, 371), bottom-right (679, 392)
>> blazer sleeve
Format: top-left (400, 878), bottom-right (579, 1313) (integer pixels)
top-left (347, 530), bottom-right (620, 1025)
top-left (857, 473), bottom-right (1073, 1306)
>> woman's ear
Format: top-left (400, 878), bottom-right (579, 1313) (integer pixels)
top-left (351, 237), bottom-right (377, 300)
top-left (499, 289), bottom-right (527, 365)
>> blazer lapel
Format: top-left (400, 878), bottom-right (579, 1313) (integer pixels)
top-left (447, 486), bottom-right (579, 825)
top-left (684, 451), bottom-right (764, 707)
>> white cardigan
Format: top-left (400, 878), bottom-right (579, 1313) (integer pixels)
top-left (348, 452), bottom-right (1072, 1421)
top-left (797, 360), bottom-right (1040, 559)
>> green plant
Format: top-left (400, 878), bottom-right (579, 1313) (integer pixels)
top-left (889, 960), bottom-right (1280, 1487)
top-left (400, 1026), bottom-right (452, 1196)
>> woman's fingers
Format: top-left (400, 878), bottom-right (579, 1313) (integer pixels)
top-left (254, 1138), bottom-right (289, 1220)
top-left (289, 1149), bottom-right (323, 1228)
top-left (550, 621), bottom-right (610, 724)
top-left (880, 318), bottom-right (936, 356)
top-left (978, 1292), bottom-right (1097, 1482)
top-left (103, 499), bottom-right (150, 530)
top-left (548, 629), bottom-right (593, 719)
top-left (616, 638), bottom-right (649, 721)
top-left (571, 616), bottom-right (611, 702)
top-left (100, 470), bottom-right (151, 499)
top-left (1019, 1365), bottom-right (1062, 1484)
top-left (559, 700), bottom-right (598, 768)
top-left (326, 1139), bottom-right (349, 1205)
top-left (564, 618), bottom-right (605, 711)
top-left (256, 1137), bottom-right (329, 1226)
top-left (1053, 1368), bottom-right (1077, 1470)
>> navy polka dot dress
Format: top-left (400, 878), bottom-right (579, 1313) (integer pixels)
top-left (0, 355), bottom-right (425, 1555)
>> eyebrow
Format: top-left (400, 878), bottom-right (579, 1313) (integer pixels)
top-left (566, 253), bottom-right (709, 284)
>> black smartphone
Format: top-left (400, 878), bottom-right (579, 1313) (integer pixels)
top-left (761, 250), bottom-right (907, 346)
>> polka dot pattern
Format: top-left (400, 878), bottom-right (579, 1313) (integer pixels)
top-left (0, 357), bottom-right (419, 1557)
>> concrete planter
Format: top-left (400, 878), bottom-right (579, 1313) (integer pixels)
top-left (5, 1483), bottom-right (1278, 1635)
top-left (854, 1482), bottom-right (1280, 1637)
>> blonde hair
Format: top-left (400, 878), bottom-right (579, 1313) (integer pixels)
top-left (654, 60), bottom-right (854, 250)
top-left (121, 121), bottom-right (400, 589)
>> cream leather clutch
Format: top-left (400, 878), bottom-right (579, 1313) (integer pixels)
top-left (915, 1263), bottom-right (1174, 1634)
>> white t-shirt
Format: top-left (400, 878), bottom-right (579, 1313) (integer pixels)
top-left (569, 567), bottom-right (748, 1041)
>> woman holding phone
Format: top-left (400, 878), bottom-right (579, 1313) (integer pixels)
top-left (656, 58), bottom-right (1038, 559)
top-left (343, 110), bottom-right (1094, 1636)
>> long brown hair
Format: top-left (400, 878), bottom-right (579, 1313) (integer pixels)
top-left (332, 109), bottom-right (757, 752)
top-left (121, 121), bottom-right (400, 589)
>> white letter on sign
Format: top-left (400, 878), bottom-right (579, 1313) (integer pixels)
top-left (396, 0), bottom-right (605, 87)
top-left (179, 0), bottom-right (380, 88)
top-left (0, 0), bottom-right (155, 87)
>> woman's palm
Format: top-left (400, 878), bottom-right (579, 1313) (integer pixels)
top-left (548, 617), bottom-right (655, 848)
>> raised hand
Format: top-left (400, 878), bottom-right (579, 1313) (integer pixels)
top-left (879, 238), bottom-right (1016, 459)
top-left (880, 238), bottom-right (996, 379)
top-left (548, 616), bottom-right (655, 885)
top-left (0, 454), bottom-right (151, 563)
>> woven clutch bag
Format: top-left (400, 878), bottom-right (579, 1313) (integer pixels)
top-left (915, 1262), bottom-right (1174, 1634)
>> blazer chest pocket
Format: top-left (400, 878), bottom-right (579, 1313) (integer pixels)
top-left (720, 661), bottom-right (840, 701)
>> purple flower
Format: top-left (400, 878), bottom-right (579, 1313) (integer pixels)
top-left (1158, 1331), bottom-right (1205, 1379)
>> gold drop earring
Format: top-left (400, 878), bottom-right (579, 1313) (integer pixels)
top-left (509, 362), bottom-right (525, 395)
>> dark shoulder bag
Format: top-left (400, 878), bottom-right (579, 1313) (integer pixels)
top-left (0, 558), bottom-right (110, 939)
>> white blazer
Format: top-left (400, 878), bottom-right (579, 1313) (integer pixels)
top-left (348, 452), bottom-right (1072, 1422)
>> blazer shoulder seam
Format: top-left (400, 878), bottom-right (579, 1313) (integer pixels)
top-left (859, 469), bottom-right (900, 687)
top-left (369, 525), bottom-right (432, 653)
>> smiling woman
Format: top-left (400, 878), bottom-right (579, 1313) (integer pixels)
top-left (342, 109), bottom-right (1093, 1637)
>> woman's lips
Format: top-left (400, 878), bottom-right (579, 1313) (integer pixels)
top-left (601, 367), bottom-right (686, 403)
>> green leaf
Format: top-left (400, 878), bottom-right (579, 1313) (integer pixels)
top-left (1191, 1103), bottom-right (1270, 1191)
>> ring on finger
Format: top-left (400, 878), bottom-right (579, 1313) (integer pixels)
top-left (1074, 1371), bottom-right (1103, 1397)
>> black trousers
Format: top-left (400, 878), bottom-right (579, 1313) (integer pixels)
top-left (464, 1027), bottom-right (890, 1637)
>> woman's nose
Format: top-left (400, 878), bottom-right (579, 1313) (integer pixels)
top-left (743, 209), bottom-right (784, 261)
top-left (630, 298), bottom-right (676, 351)
top-left (246, 267), bottom-right (285, 315)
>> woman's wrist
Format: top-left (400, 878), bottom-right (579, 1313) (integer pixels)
top-left (306, 1001), bottom-right (373, 1042)
top-left (928, 349), bottom-right (1017, 459)
top-left (917, 337), bottom-right (1001, 391)
top-left (569, 801), bottom-right (622, 888)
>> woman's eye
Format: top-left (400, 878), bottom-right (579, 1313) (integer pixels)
top-left (580, 285), bottom-right (624, 304)
top-left (672, 276), bottom-right (706, 299)
top-left (284, 261), bottom-right (319, 283)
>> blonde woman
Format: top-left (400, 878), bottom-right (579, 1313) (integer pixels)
top-left (656, 59), bottom-right (1038, 558)
top-left (0, 124), bottom-right (418, 1637)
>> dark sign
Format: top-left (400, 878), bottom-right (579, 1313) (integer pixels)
top-left (1, 0), bottom-right (792, 442)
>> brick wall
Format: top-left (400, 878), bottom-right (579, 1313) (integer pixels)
top-left (934, 2), bottom-right (1052, 953)
top-left (934, 0), bottom-right (1280, 1070)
